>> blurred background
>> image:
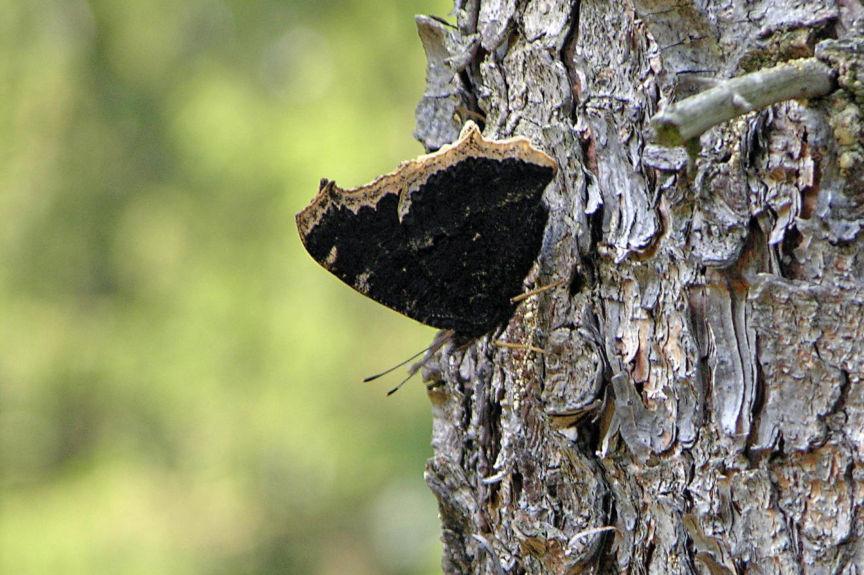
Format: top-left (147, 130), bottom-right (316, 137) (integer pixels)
top-left (0, 0), bottom-right (453, 573)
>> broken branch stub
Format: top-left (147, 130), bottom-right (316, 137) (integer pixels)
top-left (650, 58), bottom-right (836, 147)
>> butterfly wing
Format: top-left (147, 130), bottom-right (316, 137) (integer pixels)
top-left (296, 123), bottom-right (556, 337)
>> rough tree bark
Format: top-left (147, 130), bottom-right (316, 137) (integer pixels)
top-left (413, 1), bottom-right (864, 573)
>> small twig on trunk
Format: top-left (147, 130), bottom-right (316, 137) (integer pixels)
top-left (649, 58), bottom-right (835, 147)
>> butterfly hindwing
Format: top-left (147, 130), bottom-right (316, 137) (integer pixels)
top-left (296, 123), bottom-right (557, 337)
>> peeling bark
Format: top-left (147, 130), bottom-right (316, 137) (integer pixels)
top-left (414, 1), bottom-right (864, 573)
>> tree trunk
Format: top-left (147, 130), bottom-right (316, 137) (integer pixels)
top-left (413, 1), bottom-right (864, 573)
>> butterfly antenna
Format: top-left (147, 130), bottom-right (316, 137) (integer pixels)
top-left (362, 345), bottom-right (431, 383)
top-left (386, 371), bottom-right (416, 396)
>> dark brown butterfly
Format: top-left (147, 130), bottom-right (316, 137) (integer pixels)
top-left (296, 122), bottom-right (557, 337)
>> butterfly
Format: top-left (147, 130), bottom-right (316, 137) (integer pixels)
top-left (296, 122), bottom-right (557, 338)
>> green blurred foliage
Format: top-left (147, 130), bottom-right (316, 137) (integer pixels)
top-left (0, 1), bottom-right (453, 573)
